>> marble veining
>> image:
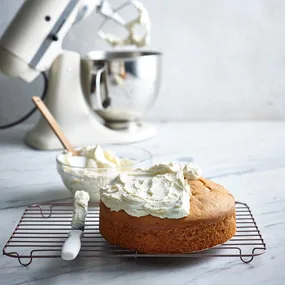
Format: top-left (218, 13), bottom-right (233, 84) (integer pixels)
top-left (1, 122), bottom-right (285, 285)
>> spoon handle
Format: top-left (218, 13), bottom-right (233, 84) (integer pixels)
top-left (32, 96), bottom-right (77, 154)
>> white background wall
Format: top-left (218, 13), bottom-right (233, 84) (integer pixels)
top-left (1, 0), bottom-right (285, 125)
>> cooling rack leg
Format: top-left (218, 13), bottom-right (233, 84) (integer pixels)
top-left (18, 256), bottom-right (33, 266)
top-left (239, 256), bottom-right (254, 264)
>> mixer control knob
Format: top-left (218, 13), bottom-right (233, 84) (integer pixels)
top-left (51, 34), bottom-right (59, 41)
top-left (102, 97), bottom-right (111, 108)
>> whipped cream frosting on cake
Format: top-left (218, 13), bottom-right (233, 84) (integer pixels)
top-left (100, 163), bottom-right (201, 219)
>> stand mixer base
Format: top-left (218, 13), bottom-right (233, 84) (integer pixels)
top-left (103, 120), bottom-right (145, 130)
top-left (25, 121), bottom-right (156, 150)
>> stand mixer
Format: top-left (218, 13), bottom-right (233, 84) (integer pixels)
top-left (0, 0), bottom-right (162, 150)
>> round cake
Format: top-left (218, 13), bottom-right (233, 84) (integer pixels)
top-left (99, 165), bottom-right (236, 254)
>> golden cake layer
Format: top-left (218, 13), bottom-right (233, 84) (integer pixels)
top-left (99, 178), bottom-right (236, 253)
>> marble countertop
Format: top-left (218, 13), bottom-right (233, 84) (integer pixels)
top-left (1, 122), bottom-right (284, 285)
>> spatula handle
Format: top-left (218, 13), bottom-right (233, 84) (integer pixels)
top-left (61, 230), bottom-right (83, 260)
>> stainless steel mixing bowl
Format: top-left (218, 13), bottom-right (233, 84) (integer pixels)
top-left (81, 50), bottom-right (162, 129)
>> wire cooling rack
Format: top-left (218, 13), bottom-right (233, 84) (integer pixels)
top-left (2, 201), bottom-right (266, 266)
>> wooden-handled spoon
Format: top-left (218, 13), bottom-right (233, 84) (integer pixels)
top-left (32, 96), bottom-right (79, 155)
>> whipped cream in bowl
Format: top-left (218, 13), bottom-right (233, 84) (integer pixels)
top-left (56, 145), bottom-right (152, 202)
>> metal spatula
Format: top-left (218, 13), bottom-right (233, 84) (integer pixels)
top-left (61, 190), bottom-right (90, 260)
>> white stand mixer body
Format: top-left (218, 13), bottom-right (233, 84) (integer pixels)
top-left (25, 51), bottom-right (156, 150)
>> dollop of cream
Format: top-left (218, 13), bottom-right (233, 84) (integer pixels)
top-left (100, 163), bottom-right (201, 219)
top-left (182, 164), bottom-right (201, 180)
top-left (149, 162), bottom-right (201, 180)
top-left (63, 145), bottom-right (133, 169)
top-left (98, 0), bottom-right (151, 48)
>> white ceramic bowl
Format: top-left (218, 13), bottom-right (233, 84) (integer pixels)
top-left (56, 145), bottom-right (152, 202)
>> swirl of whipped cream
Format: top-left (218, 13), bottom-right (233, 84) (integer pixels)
top-left (100, 163), bottom-right (201, 219)
top-left (63, 145), bottom-right (133, 169)
top-left (149, 162), bottom-right (201, 180)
